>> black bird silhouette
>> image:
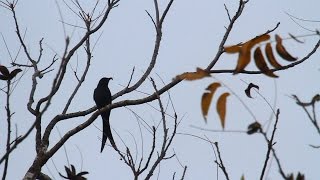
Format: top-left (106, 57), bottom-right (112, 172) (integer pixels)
top-left (94, 77), bottom-right (116, 152)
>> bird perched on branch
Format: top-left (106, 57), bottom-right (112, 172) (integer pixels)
top-left (93, 77), bottom-right (116, 152)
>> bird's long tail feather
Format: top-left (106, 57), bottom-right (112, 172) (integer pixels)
top-left (101, 111), bottom-right (116, 152)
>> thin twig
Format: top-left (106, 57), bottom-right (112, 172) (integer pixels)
top-left (2, 80), bottom-right (12, 180)
top-left (260, 109), bottom-right (280, 180)
top-left (214, 142), bottom-right (230, 180)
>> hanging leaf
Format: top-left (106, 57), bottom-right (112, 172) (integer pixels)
top-left (201, 82), bottom-right (221, 122)
top-left (245, 83), bottom-right (259, 98)
top-left (254, 47), bottom-right (278, 78)
top-left (247, 121), bottom-right (261, 134)
top-left (265, 43), bottom-right (282, 69)
top-left (234, 42), bottom-right (251, 73)
top-left (289, 33), bottom-right (304, 43)
top-left (216, 92), bottom-right (230, 129)
top-left (202, 92), bottom-right (214, 122)
top-left (176, 67), bottom-right (211, 81)
top-left (206, 82), bottom-right (221, 92)
top-left (275, 34), bottom-right (297, 62)
top-left (231, 34), bottom-right (271, 74)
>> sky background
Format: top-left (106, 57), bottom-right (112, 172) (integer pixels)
top-left (1, 0), bottom-right (320, 179)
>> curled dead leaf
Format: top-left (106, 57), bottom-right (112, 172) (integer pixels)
top-left (247, 121), bottom-right (261, 135)
top-left (216, 92), bottom-right (230, 129)
top-left (176, 67), bottom-right (211, 81)
top-left (265, 43), bottom-right (282, 69)
top-left (245, 83), bottom-right (259, 98)
top-left (275, 34), bottom-right (297, 62)
top-left (254, 47), bottom-right (278, 78)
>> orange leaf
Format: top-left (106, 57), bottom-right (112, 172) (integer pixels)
top-left (234, 42), bottom-right (251, 73)
top-left (176, 67), bottom-right (211, 81)
top-left (201, 83), bottom-right (221, 122)
top-left (201, 92), bottom-right (214, 122)
top-left (275, 34), bottom-right (297, 62)
top-left (254, 47), bottom-right (278, 78)
top-left (216, 92), bottom-right (230, 129)
top-left (224, 44), bottom-right (242, 53)
top-left (234, 34), bottom-right (270, 74)
top-left (206, 82), bottom-right (221, 92)
top-left (265, 43), bottom-right (282, 69)
top-left (249, 34), bottom-right (270, 46)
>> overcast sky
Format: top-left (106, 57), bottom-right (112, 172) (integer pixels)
top-left (1, 0), bottom-right (320, 179)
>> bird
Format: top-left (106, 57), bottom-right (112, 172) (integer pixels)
top-left (93, 77), bottom-right (116, 152)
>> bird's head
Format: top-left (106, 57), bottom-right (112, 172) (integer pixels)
top-left (98, 77), bottom-right (113, 87)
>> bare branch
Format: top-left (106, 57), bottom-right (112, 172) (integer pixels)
top-left (260, 109), bottom-right (280, 180)
top-left (214, 142), bottom-right (230, 180)
top-left (206, 0), bottom-right (248, 70)
top-left (2, 80), bottom-right (12, 180)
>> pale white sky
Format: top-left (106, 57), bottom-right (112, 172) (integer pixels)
top-left (1, 0), bottom-right (320, 179)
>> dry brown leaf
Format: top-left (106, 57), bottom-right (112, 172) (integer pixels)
top-left (224, 44), bottom-right (242, 53)
top-left (201, 92), bottom-right (214, 122)
top-left (234, 34), bottom-right (270, 74)
top-left (216, 92), bottom-right (230, 129)
top-left (176, 67), bottom-right (211, 81)
top-left (247, 121), bottom-right (262, 134)
top-left (201, 83), bottom-right (221, 122)
top-left (275, 34), bottom-right (297, 62)
top-left (250, 34), bottom-right (270, 46)
top-left (234, 42), bottom-right (251, 73)
top-left (254, 47), bottom-right (278, 78)
top-left (245, 83), bottom-right (259, 98)
top-left (265, 43), bottom-right (282, 69)
top-left (206, 82), bottom-right (221, 92)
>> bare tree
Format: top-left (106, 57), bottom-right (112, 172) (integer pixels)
top-left (0, 0), bottom-right (319, 179)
